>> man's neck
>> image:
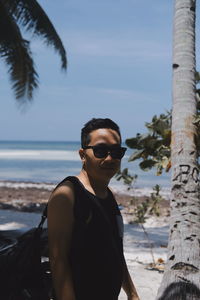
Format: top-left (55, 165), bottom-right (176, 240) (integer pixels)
top-left (77, 170), bottom-right (110, 199)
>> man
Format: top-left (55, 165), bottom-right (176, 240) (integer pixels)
top-left (48, 118), bottom-right (140, 300)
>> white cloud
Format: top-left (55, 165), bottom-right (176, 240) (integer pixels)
top-left (63, 31), bottom-right (171, 62)
top-left (38, 84), bottom-right (158, 105)
top-left (30, 30), bottom-right (171, 63)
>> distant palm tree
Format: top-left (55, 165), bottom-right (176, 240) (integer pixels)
top-left (0, 0), bottom-right (67, 102)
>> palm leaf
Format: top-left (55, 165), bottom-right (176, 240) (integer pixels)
top-left (0, 2), bottom-right (38, 100)
top-left (5, 0), bottom-right (67, 70)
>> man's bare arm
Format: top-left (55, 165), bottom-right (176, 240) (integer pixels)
top-left (122, 257), bottom-right (140, 300)
top-left (48, 182), bottom-right (76, 300)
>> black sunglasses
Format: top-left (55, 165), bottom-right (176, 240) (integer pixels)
top-left (83, 145), bottom-right (127, 159)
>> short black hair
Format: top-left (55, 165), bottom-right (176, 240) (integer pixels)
top-left (81, 118), bottom-right (121, 148)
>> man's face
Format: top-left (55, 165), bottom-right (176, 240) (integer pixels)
top-left (81, 128), bottom-right (122, 181)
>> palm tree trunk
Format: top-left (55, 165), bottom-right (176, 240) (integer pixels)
top-left (156, 0), bottom-right (200, 299)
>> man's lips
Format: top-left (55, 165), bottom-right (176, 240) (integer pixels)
top-left (100, 165), bottom-right (116, 170)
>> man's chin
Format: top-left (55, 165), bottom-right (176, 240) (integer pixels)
top-left (100, 167), bottom-right (117, 177)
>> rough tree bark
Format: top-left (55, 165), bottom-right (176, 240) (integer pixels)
top-left (156, 0), bottom-right (200, 299)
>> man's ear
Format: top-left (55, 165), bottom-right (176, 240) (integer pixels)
top-left (79, 149), bottom-right (85, 161)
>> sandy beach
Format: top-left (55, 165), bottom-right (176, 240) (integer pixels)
top-left (0, 183), bottom-right (170, 300)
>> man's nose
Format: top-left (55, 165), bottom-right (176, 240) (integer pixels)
top-left (104, 152), bottom-right (113, 160)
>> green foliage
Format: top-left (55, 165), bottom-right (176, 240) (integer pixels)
top-left (125, 72), bottom-right (200, 175)
top-left (115, 169), bottom-right (163, 222)
top-left (126, 111), bottom-right (171, 175)
top-left (195, 71), bottom-right (200, 83)
top-left (134, 184), bottom-right (163, 223)
top-left (115, 168), bottom-right (137, 190)
top-left (134, 200), bottom-right (149, 224)
top-left (116, 170), bottom-right (161, 266)
top-left (139, 159), bottom-right (157, 171)
top-left (149, 184), bottom-right (162, 217)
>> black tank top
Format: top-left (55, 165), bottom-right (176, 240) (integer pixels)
top-left (58, 176), bottom-right (124, 300)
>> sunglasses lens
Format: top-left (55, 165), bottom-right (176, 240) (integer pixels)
top-left (93, 147), bottom-right (108, 158)
top-left (111, 148), bottom-right (126, 159)
top-left (93, 146), bottom-right (126, 159)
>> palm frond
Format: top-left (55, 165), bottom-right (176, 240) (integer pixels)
top-left (0, 2), bottom-right (38, 100)
top-left (5, 0), bottom-right (67, 70)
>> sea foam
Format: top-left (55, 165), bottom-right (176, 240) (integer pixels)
top-left (0, 150), bottom-right (80, 161)
top-left (0, 180), bottom-right (170, 199)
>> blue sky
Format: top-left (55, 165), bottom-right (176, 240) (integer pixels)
top-left (1, 1), bottom-right (199, 141)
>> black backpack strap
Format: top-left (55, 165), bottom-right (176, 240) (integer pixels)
top-left (37, 205), bottom-right (48, 229)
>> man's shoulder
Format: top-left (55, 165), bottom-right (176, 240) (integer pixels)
top-left (56, 178), bottom-right (74, 191)
top-left (49, 179), bottom-right (75, 206)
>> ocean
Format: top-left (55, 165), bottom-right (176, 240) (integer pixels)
top-left (0, 141), bottom-right (171, 195)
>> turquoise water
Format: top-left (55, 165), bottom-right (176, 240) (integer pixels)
top-left (0, 141), bottom-right (170, 188)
